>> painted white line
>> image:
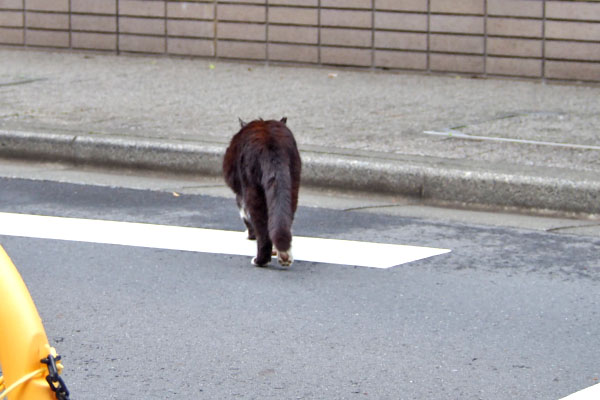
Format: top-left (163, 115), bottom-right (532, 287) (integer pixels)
top-left (560, 383), bottom-right (600, 400)
top-left (0, 212), bottom-right (450, 269)
top-left (423, 129), bottom-right (600, 151)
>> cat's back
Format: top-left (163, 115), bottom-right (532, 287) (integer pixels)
top-left (224, 118), bottom-right (299, 170)
top-left (239, 119), bottom-right (294, 145)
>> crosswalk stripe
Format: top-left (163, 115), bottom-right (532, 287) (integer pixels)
top-left (0, 212), bottom-right (450, 268)
top-left (560, 383), bottom-right (600, 400)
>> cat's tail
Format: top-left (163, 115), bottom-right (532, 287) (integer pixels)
top-left (262, 158), bottom-right (293, 264)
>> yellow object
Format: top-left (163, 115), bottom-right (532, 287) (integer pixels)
top-left (0, 245), bottom-right (60, 400)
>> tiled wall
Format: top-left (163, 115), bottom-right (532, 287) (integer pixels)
top-left (1, 0), bottom-right (599, 82)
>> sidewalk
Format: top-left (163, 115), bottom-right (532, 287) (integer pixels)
top-left (1, 48), bottom-right (599, 215)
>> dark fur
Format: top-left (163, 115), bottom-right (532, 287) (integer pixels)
top-left (223, 117), bottom-right (301, 267)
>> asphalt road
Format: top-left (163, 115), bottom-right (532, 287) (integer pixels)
top-left (0, 177), bottom-right (599, 399)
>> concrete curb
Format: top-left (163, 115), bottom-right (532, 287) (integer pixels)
top-left (1, 129), bottom-right (599, 215)
top-left (0, 130), bottom-right (224, 175)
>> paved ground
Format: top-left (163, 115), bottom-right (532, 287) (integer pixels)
top-left (1, 174), bottom-right (599, 399)
top-left (1, 48), bottom-right (599, 214)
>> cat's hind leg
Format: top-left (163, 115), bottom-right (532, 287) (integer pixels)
top-left (245, 188), bottom-right (272, 266)
top-left (240, 207), bottom-right (256, 240)
top-left (237, 195), bottom-right (256, 240)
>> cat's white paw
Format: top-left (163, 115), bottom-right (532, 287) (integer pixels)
top-left (276, 249), bottom-right (293, 267)
top-left (252, 257), bottom-right (268, 267)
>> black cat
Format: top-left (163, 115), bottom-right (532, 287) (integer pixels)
top-left (223, 117), bottom-right (301, 267)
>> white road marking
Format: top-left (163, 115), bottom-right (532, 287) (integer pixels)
top-left (560, 383), bottom-right (600, 400)
top-left (0, 212), bottom-right (450, 269)
top-left (423, 129), bottom-right (600, 151)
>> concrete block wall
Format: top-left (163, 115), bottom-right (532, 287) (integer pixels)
top-left (1, 0), bottom-right (599, 82)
